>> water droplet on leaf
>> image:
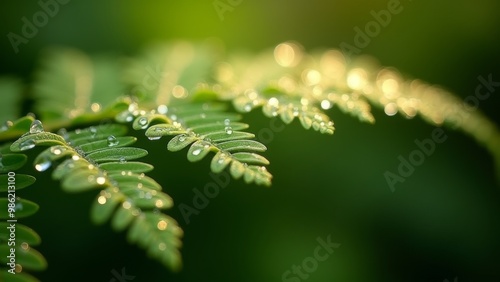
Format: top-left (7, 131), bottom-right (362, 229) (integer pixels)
top-left (107, 135), bottom-right (119, 146)
top-left (1, 121), bottom-right (13, 132)
top-left (138, 117), bottom-right (148, 129)
top-left (225, 126), bottom-right (233, 135)
top-left (19, 139), bottom-right (36, 151)
top-left (89, 126), bottom-right (97, 138)
top-left (35, 156), bottom-right (51, 172)
top-left (50, 146), bottom-right (64, 155)
top-left (29, 120), bottom-right (44, 134)
top-left (58, 128), bottom-right (70, 141)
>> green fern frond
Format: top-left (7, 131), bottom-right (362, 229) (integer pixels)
top-left (203, 42), bottom-right (500, 167)
top-left (33, 49), bottom-right (127, 128)
top-left (123, 102), bottom-right (272, 186)
top-left (0, 141), bottom-right (46, 282)
top-left (123, 41), bottom-right (219, 106)
top-left (10, 121), bottom-right (183, 270)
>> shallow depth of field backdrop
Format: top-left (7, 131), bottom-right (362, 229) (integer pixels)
top-left (1, 1), bottom-right (500, 281)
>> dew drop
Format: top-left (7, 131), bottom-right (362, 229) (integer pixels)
top-left (107, 135), bottom-right (119, 146)
top-left (292, 107), bottom-right (300, 117)
top-left (178, 134), bottom-right (187, 142)
top-left (15, 202), bottom-right (23, 211)
top-left (224, 119), bottom-right (231, 126)
top-left (0, 121), bottom-right (13, 132)
top-left (19, 139), bottom-right (35, 151)
top-left (217, 153), bottom-right (227, 164)
top-left (170, 114), bottom-right (177, 121)
top-left (148, 136), bottom-right (161, 140)
top-left (192, 149), bottom-right (202, 156)
top-left (119, 157), bottom-right (126, 163)
top-left (117, 111), bottom-right (134, 122)
top-left (89, 126), bottom-right (97, 138)
top-left (138, 117), bottom-right (148, 129)
top-left (200, 113), bottom-right (206, 119)
top-left (57, 128), bottom-right (70, 141)
top-left (225, 126), bottom-right (233, 135)
top-left (29, 120), bottom-right (44, 134)
top-left (50, 146), bottom-right (63, 155)
top-left (35, 157), bottom-right (51, 172)
top-left (244, 103), bottom-right (252, 112)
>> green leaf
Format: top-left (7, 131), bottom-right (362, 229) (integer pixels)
top-left (0, 154), bottom-right (27, 173)
top-left (0, 116), bottom-right (36, 142)
top-left (187, 140), bottom-right (213, 162)
top-left (33, 146), bottom-right (75, 172)
top-left (210, 152), bottom-right (232, 173)
top-left (145, 124), bottom-right (186, 140)
top-left (167, 134), bottom-right (198, 152)
top-left (0, 245), bottom-right (47, 271)
top-left (61, 169), bottom-right (105, 192)
top-left (111, 173), bottom-right (162, 191)
top-left (132, 114), bottom-right (170, 130)
top-left (79, 136), bottom-right (137, 153)
top-left (0, 198), bottom-right (39, 219)
top-left (10, 133), bottom-right (66, 152)
top-left (86, 147), bottom-right (148, 163)
top-left (52, 159), bottom-right (89, 180)
top-left (0, 223), bottom-right (41, 245)
top-left (120, 186), bottom-right (173, 210)
top-left (188, 121), bottom-right (249, 134)
top-left (91, 188), bottom-right (123, 224)
top-left (33, 49), bottom-right (124, 123)
top-left (99, 162), bottom-right (154, 174)
top-left (182, 112), bottom-right (241, 125)
top-left (0, 271), bottom-right (40, 282)
top-left (203, 131), bottom-right (255, 143)
top-left (68, 124), bottom-right (128, 146)
top-left (111, 204), bottom-right (137, 231)
top-left (230, 161), bottom-right (246, 179)
top-left (232, 152), bottom-right (270, 165)
top-left (217, 140), bottom-right (267, 152)
top-left (0, 174), bottom-right (36, 192)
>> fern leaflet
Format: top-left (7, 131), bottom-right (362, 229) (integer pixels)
top-left (10, 121), bottom-right (183, 270)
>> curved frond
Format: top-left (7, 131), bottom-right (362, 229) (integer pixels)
top-left (0, 144), bottom-right (46, 281)
top-left (123, 102), bottom-right (272, 186)
top-left (123, 41), bottom-right (219, 106)
top-left (10, 120), bottom-right (183, 270)
top-left (32, 48), bottom-right (130, 129)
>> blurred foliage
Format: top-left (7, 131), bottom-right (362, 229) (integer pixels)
top-left (0, 1), bottom-right (499, 281)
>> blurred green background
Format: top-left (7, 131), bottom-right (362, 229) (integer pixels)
top-left (1, 0), bottom-right (500, 281)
